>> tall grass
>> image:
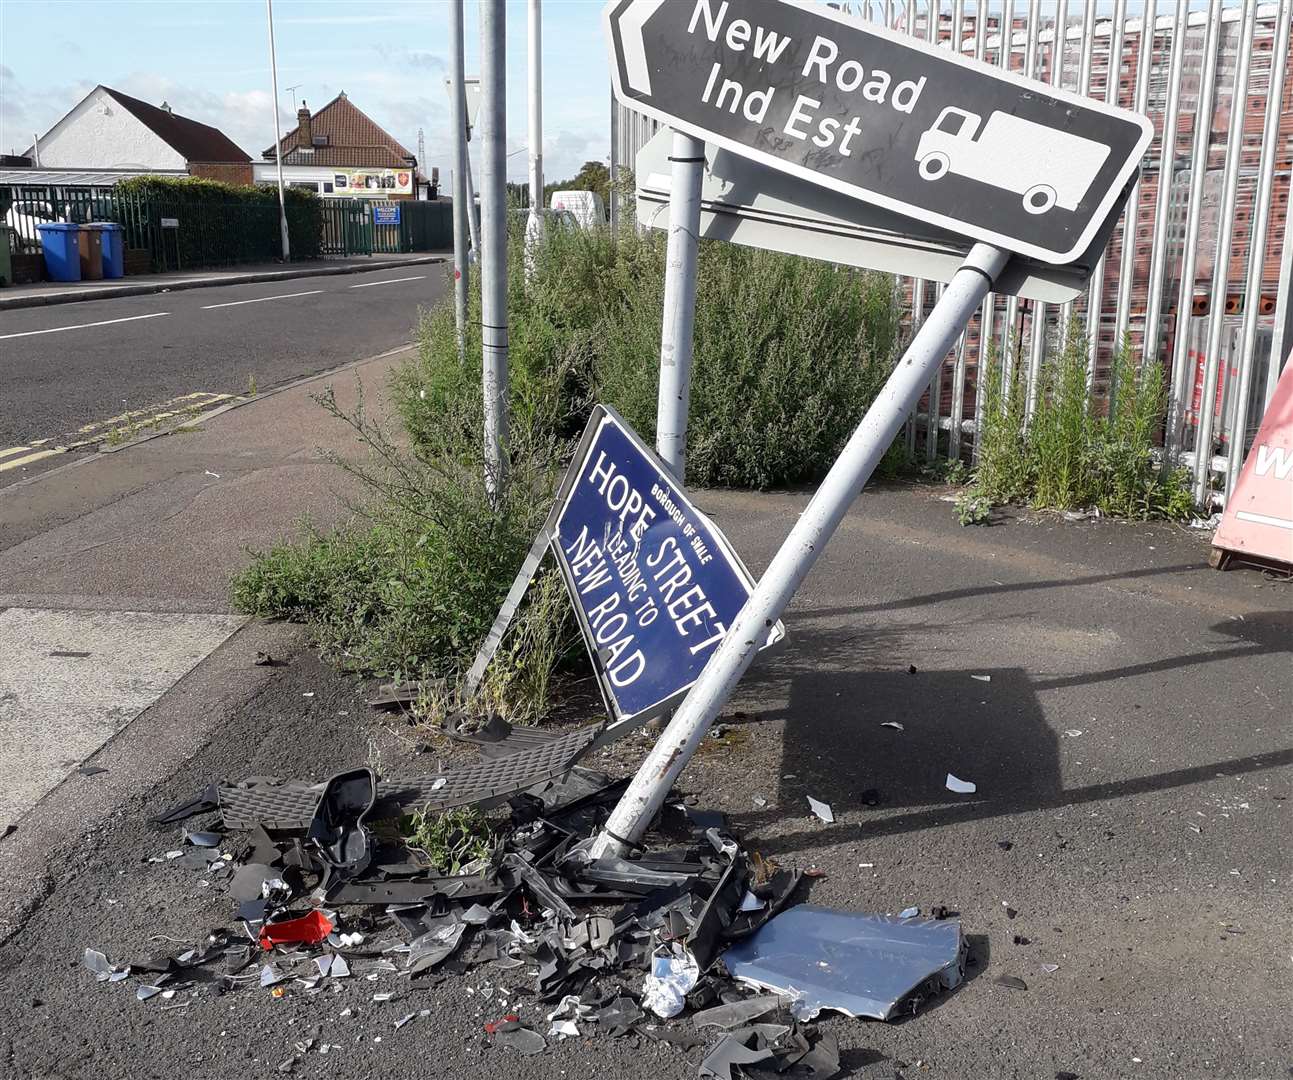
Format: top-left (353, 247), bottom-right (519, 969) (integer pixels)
top-left (973, 317), bottom-right (1193, 519)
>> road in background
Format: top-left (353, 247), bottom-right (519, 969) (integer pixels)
top-left (0, 265), bottom-right (448, 484)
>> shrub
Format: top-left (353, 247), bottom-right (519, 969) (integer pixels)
top-left (395, 221), bottom-right (901, 490)
top-left (971, 318), bottom-right (1193, 519)
top-left (231, 378), bottom-right (578, 717)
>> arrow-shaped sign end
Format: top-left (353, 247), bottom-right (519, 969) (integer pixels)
top-left (615, 0), bottom-right (667, 97)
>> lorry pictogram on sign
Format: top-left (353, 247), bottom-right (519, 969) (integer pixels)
top-left (916, 108), bottom-right (1112, 216)
top-left (605, 0), bottom-right (1154, 264)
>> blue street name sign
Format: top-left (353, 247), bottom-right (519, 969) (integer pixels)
top-left (551, 407), bottom-right (782, 723)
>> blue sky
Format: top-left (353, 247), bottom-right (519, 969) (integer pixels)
top-left (0, 0), bottom-right (611, 184)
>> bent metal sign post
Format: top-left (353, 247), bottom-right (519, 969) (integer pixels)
top-left (605, 0), bottom-right (1153, 264)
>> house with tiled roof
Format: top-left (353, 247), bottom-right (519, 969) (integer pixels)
top-left (25, 86), bottom-right (252, 185)
top-left (252, 92), bottom-right (430, 199)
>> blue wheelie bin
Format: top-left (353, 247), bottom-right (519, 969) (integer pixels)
top-left (96, 222), bottom-right (125, 279)
top-left (36, 222), bottom-right (81, 282)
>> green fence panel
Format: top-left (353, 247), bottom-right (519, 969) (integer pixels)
top-left (399, 201), bottom-right (452, 251)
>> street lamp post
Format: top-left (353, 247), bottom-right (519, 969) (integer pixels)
top-left (265, 0), bottom-right (290, 261)
top-left (524, 0), bottom-right (544, 274)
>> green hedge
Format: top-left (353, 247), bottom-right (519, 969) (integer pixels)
top-left (112, 175), bottom-right (322, 264)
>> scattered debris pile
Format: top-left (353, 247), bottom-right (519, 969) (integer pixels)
top-left (90, 764), bottom-right (967, 1077)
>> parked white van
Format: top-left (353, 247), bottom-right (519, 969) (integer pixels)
top-left (549, 190), bottom-right (605, 229)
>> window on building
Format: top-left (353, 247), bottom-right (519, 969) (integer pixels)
top-left (289, 181), bottom-right (319, 192)
top-left (322, 182), bottom-right (334, 194)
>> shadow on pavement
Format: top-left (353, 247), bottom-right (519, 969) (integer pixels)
top-left (734, 612), bottom-right (1291, 856)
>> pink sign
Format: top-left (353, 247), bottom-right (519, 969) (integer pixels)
top-left (1212, 353), bottom-right (1293, 570)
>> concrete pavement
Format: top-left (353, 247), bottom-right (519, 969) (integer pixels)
top-left (0, 262), bottom-right (450, 483)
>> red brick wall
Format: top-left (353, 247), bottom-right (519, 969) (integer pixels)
top-left (187, 161), bottom-right (254, 185)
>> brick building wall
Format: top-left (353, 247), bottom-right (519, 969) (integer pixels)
top-left (188, 161), bottom-right (254, 185)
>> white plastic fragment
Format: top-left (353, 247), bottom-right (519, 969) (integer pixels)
top-left (1063, 729), bottom-right (1083, 738)
top-left (548, 1019), bottom-right (580, 1038)
top-left (1041, 963), bottom-right (1059, 973)
top-left (430, 778), bottom-right (447, 791)
top-left (898, 906), bottom-right (919, 919)
top-left (946, 774), bottom-right (977, 794)
top-left (739, 891), bottom-right (765, 913)
top-left (880, 722), bottom-right (905, 731)
top-left (971, 674), bottom-right (992, 682)
top-left (372, 993), bottom-right (394, 1002)
top-left (394, 1013), bottom-right (416, 1029)
top-left (807, 797), bottom-right (834, 824)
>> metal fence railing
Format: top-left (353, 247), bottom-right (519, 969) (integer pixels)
top-left (609, 1), bottom-right (1292, 507)
top-left (5, 186), bottom-right (453, 270)
top-left (321, 199), bottom-right (453, 256)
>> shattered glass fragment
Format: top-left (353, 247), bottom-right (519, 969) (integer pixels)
top-left (184, 830), bottom-right (223, 848)
top-left (494, 1024), bottom-right (546, 1055)
top-left (405, 918), bottom-right (466, 975)
top-left (260, 964), bottom-right (290, 988)
top-left (806, 797), bottom-right (834, 824)
top-left (136, 984), bottom-right (163, 1002)
top-left (994, 975), bottom-right (1028, 990)
top-left (898, 907), bottom-right (920, 920)
top-left (84, 948), bottom-right (112, 978)
top-left (394, 1013), bottom-right (416, 1029)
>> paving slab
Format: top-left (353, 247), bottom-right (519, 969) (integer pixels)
top-left (0, 608), bottom-right (243, 830)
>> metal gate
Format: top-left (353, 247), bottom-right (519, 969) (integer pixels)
top-left (609, 1), bottom-right (1292, 507)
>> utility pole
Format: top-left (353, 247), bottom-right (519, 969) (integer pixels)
top-left (265, 0), bottom-right (290, 261)
top-left (480, 0), bottom-right (508, 496)
top-left (449, 0), bottom-right (469, 357)
top-left (524, 0), bottom-right (544, 275)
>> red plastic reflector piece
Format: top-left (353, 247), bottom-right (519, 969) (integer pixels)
top-left (258, 909), bottom-right (335, 950)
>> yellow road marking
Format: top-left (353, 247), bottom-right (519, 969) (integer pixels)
top-left (0, 391), bottom-right (238, 472)
top-left (0, 448), bottom-right (65, 473)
